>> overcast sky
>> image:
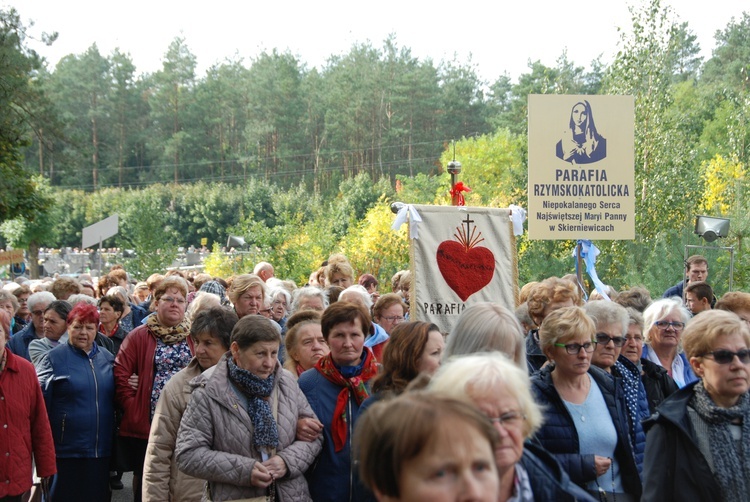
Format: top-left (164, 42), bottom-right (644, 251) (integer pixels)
top-left (4, 0), bottom-right (747, 82)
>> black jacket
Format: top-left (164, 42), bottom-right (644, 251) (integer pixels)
top-left (641, 357), bottom-right (679, 415)
top-left (641, 382), bottom-right (722, 502)
top-left (530, 364), bottom-right (642, 499)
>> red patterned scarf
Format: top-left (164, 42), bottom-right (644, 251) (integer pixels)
top-left (315, 348), bottom-right (377, 452)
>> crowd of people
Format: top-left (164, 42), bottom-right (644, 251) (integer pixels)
top-left (0, 251), bottom-right (748, 502)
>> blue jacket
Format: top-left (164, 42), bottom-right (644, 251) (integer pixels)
top-left (299, 363), bottom-right (372, 502)
top-left (662, 281), bottom-right (684, 300)
top-left (7, 322), bottom-right (39, 361)
top-left (530, 364), bottom-right (642, 499)
top-left (37, 342), bottom-right (115, 458)
top-left (521, 443), bottom-right (597, 502)
top-left (130, 303), bottom-right (149, 326)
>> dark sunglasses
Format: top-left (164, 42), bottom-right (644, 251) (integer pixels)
top-left (595, 333), bottom-right (626, 347)
top-left (701, 349), bottom-right (750, 365)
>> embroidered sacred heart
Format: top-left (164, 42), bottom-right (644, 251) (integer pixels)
top-left (436, 215), bottom-right (496, 301)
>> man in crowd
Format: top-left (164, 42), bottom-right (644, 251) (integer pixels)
top-left (685, 281), bottom-right (713, 316)
top-left (663, 254), bottom-right (708, 301)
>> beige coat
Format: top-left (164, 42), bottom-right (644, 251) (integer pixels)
top-left (176, 354), bottom-right (322, 502)
top-left (143, 358), bottom-right (205, 502)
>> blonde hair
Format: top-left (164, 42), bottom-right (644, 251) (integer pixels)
top-left (682, 310), bottom-right (750, 360)
top-left (428, 352), bottom-right (544, 438)
top-left (538, 306), bottom-right (595, 351)
top-left (227, 274), bottom-right (266, 305)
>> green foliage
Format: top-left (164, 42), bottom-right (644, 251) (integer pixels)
top-left (117, 188), bottom-right (179, 278)
top-left (437, 129), bottom-right (526, 207)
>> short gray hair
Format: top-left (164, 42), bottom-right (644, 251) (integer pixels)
top-left (291, 286), bottom-right (328, 313)
top-left (583, 301), bottom-right (628, 335)
top-left (445, 302), bottom-right (526, 368)
top-left (28, 291), bottom-right (56, 311)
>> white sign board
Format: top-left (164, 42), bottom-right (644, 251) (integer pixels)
top-left (528, 95), bottom-right (635, 240)
top-left (82, 214), bottom-right (119, 249)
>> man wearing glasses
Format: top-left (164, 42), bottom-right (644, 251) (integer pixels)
top-left (7, 291), bottom-right (56, 361)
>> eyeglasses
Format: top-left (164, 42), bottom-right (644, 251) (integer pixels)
top-left (595, 333), bottom-right (626, 347)
top-left (488, 411), bottom-right (526, 429)
top-left (554, 342), bottom-right (595, 354)
top-left (260, 308), bottom-right (273, 314)
top-left (381, 316), bottom-right (405, 323)
top-left (625, 334), bottom-right (643, 343)
top-left (31, 310), bottom-right (45, 317)
top-left (700, 349), bottom-right (750, 365)
top-left (160, 297), bottom-right (186, 305)
top-left (654, 321), bottom-right (685, 331)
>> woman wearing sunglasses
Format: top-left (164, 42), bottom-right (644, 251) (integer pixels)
top-left (642, 310), bottom-right (750, 501)
top-left (584, 301), bottom-right (647, 478)
top-left (531, 306), bottom-right (642, 501)
top-left (642, 298), bottom-right (698, 388)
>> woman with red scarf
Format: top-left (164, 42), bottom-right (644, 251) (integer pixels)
top-left (298, 302), bottom-right (378, 502)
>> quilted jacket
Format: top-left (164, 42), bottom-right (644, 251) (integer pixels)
top-left (530, 364), bottom-right (642, 500)
top-left (143, 357), bottom-right (204, 502)
top-left (176, 354), bottom-right (321, 502)
top-left (0, 349), bottom-right (57, 497)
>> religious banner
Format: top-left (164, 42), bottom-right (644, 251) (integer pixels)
top-left (527, 94), bottom-right (635, 240)
top-left (398, 204), bottom-right (517, 334)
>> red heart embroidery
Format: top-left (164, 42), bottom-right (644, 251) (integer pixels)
top-left (436, 240), bottom-right (495, 301)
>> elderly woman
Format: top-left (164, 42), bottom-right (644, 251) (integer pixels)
top-left (364, 321), bottom-right (444, 404)
top-left (270, 287), bottom-right (291, 330)
top-left (530, 306), bottom-right (641, 501)
top-left (176, 315), bottom-right (322, 501)
top-left (291, 286), bottom-right (327, 314)
top-left (341, 286), bottom-right (389, 361)
top-left (429, 352), bottom-right (595, 502)
top-left (325, 258), bottom-right (354, 288)
top-left (37, 303), bottom-right (115, 501)
top-left (642, 310), bottom-right (750, 501)
top-left (29, 300), bottom-right (72, 366)
top-left (642, 298), bottom-right (698, 388)
top-left (0, 310), bottom-right (57, 501)
top-left (445, 302), bottom-right (526, 367)
top-left (114, 276), bottom-right (194, 501)
top-left (526, 277), bottom-right (581, 371)
top-left (228, 274), bottom-right (266, 318)
top-left (354, 393), bottom-right (501, 502)
top-left (143, 307), bottom-right (238, 502)
top-left (11, 285), bottom-right (32, 334)
top-left (299, 302), bottom-right (379, 502)
top-left (7, 291), bottom-right (55, 361)
top-left (584, 301), bottom-right (647, 476)
top-left (0, 290), bottom-right (19, 335)
top-left (283, 310), bottom-right (328, 378)
top-left (621, 307), bottom-right (678, 414)
top-left (372, 293), bottom-right (407, 336)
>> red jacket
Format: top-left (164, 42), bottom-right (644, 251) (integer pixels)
top-left (0, 349), bottom-right (56, 497)
top-left (114, 325), bottom-right (194, 439)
